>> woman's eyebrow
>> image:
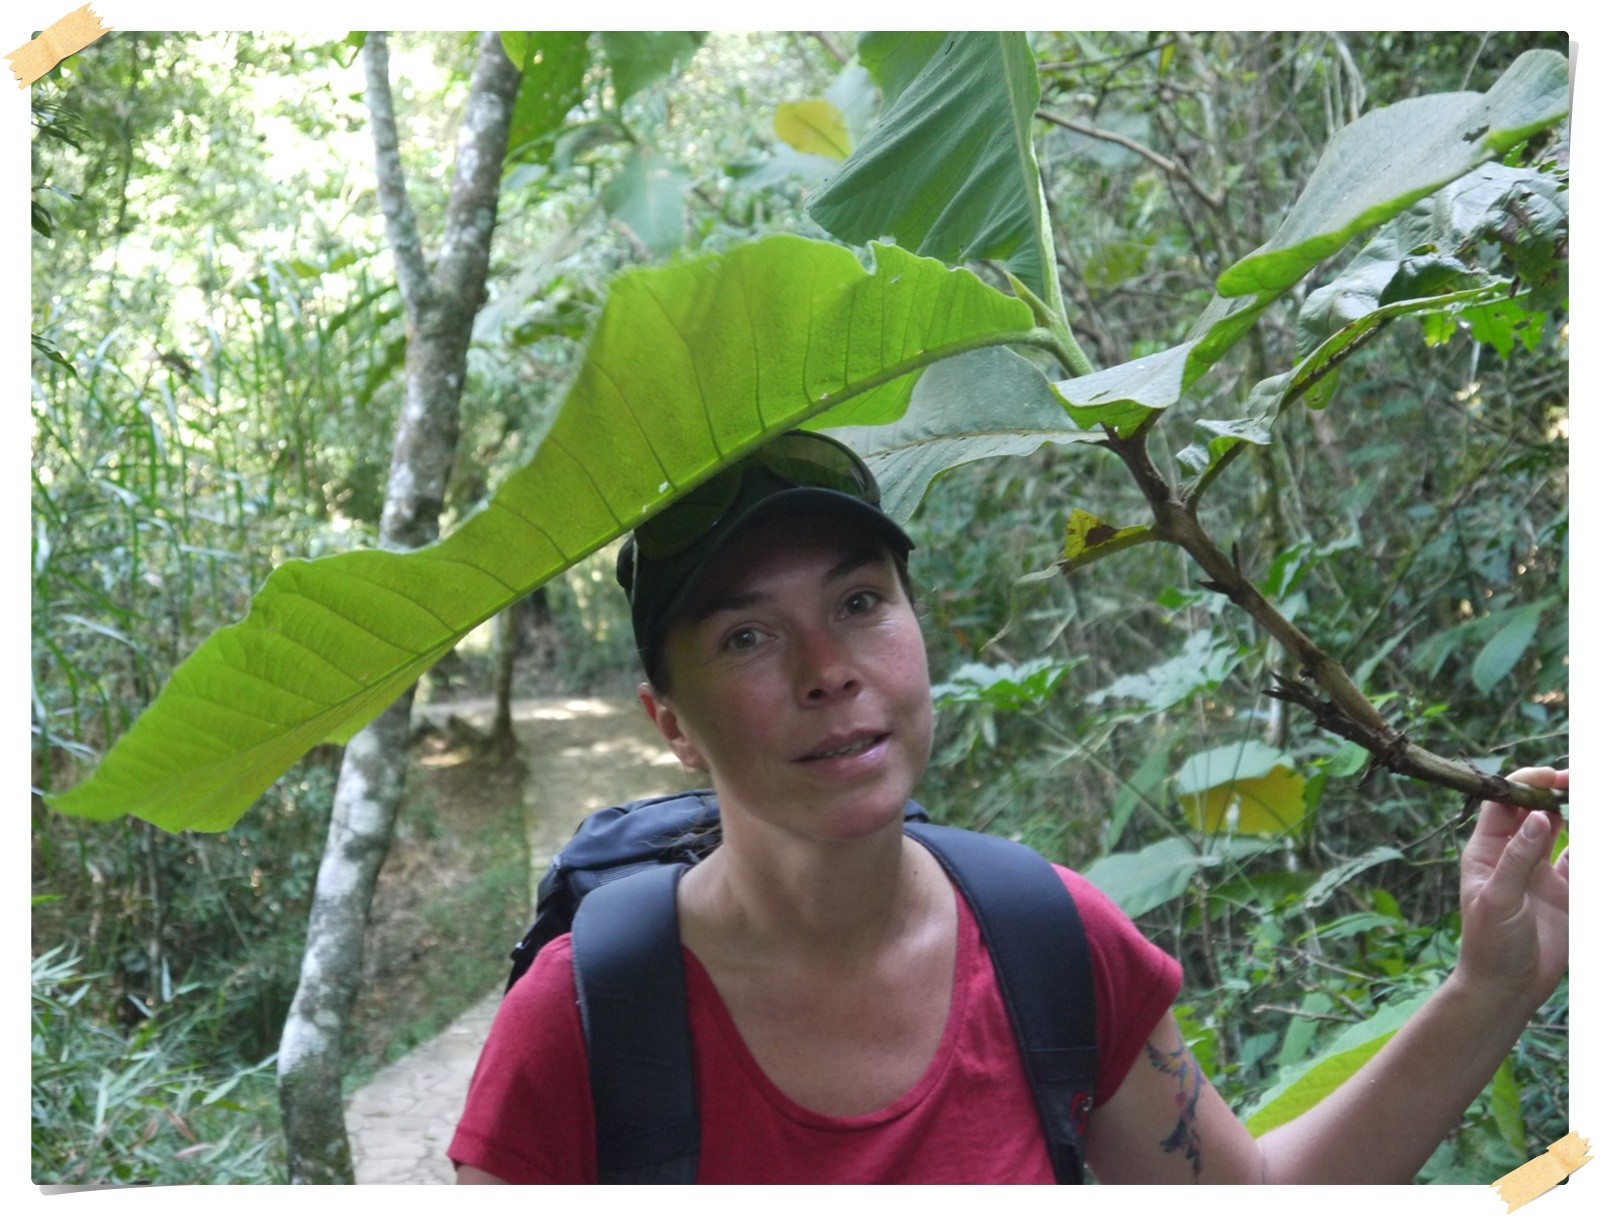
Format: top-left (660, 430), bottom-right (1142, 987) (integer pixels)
top-left (688, 550), bottom-right (887, 623)
top-left (689, 589), bottom-right (765, 623)
top-left (822, 550), bottom-right (885, 584)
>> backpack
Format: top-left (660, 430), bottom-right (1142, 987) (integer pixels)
top-left (506, 789), bottom-right (1096, 1184)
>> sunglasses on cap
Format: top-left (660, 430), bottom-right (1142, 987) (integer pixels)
top-left (633, 432), bottom-right (880, 562)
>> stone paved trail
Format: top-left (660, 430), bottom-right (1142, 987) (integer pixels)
top-left (344, 694), bottom-right (699, 1184)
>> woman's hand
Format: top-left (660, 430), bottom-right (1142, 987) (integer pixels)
top-left (1455, 766), bottom-right (1569, 1010)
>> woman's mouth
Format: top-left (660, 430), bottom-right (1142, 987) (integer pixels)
top-left (800, 733), bottom-right (888, 762)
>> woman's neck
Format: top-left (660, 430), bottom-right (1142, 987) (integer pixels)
top-left (680, 814), bottom-right (943, 966)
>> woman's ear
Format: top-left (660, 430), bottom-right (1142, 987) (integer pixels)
top-left (639, 682), bottom-right (708, 772)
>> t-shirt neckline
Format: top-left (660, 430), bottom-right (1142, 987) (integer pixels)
top-left (680, 886), bottom-right (976, 1131)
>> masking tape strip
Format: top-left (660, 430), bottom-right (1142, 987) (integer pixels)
top-left (1493, 1131), bottom-right (1591, 1212)
top-left (7, 5), bottom-right (109, 88)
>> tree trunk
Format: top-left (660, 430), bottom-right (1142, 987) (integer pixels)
top-left (489, 606), bottom-right (517, 757)
top-left (276, 31), bottom-right (521, 1184)
top-left (516, 586), bottom-right (556, 659)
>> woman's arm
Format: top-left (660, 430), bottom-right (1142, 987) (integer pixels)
top-left (1087, 767), bottom-right (1569, 1184)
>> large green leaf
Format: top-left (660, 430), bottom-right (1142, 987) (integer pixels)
top-left (1052, 287), bottom-right (1283, 437)
top-left (807, 32), bottom-right (1056, 302)
top-left (500, 32), bottom-right (591, 164)
top-left (1298, 160), bottom-right (1568, 354)
top-left (1054, 341), bottom-right (1199, 435)
top-left (826, 346), bottom-right (1097, 523)
top-left (48, 236), bottom-right (1038, 831)
top-left (1054, 50), bottom-right (1567, 439)
top-left (1174, 741), bottom-right (1292, 793)
top-left (856, 32), bottom-right (949, 106)
top-left (1218, 49), bottom-right (1568, 298)
top-left (1083, 835), bottom-right (1276, 918)
top-left (1174, 742), bottom-right (1307, 836)
top-left (1471, 599), bottom-right (1551, 693)
top-left (1082, 837), bottom-right (1210, 918)
top-left (1245, 992), bottom-right (1432, 1135)
top-left (1173, 282), bottom-right (1509, 488)
top-left (599, 32), bottom-right (704, 107)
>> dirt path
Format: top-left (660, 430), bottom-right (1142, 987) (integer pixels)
top-left (344, 694), bottom-right (699, 1184)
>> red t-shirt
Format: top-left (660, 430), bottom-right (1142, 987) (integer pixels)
top-left (449, 864), bottom-right (1180, 1183)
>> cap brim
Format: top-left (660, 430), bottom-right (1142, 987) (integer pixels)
top-left (636, 485), bottom-right (913, 675)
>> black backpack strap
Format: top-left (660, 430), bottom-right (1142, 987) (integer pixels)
top-left (570, 862), bottom-right (698, 1183)
top-left (904, 822), bottom-right (1096, 1184)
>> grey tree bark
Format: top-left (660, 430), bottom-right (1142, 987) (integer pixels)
top-left (276, 31), bottom-right (521, 1184)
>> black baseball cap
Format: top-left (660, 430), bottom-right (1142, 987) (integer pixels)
top-left (615, 432), bottom-right (913, 683)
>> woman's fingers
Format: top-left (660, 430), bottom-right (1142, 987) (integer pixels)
top-left (1471, 767), bottom-right (1567, 849)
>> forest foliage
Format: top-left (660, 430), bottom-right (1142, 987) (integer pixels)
top-left (32, 31), bottom-right (1567, 1185)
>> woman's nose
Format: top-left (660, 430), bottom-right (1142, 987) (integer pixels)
top-left (794, 628), bottom-right (860, 702)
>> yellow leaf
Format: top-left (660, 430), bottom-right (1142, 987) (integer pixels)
top-left (774, 99), bottom-right (851, 161)
top-left (1179, 765), bottom-right (1308, 835)
top-left (1063, 507), bottom-right (1141, 561)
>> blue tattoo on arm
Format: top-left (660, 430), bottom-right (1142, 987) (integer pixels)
top-left (1145, 1040), bottom-right (1203, 1179)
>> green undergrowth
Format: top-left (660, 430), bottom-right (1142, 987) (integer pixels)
top-left (32, 729), bottom-right (533, 1182)
top-left (32, 945), bottom-right (288, 1185)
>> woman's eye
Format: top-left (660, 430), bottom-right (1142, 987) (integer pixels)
top-left (843, 590), bottom-right (882, 616)
top-left (724, 627), bottom-right (762, 652)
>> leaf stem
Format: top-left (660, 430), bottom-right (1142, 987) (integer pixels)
top-left (1008, 273), bottom-right (1095, 378)
top-left (809, 327), bottom-right (1062, 418)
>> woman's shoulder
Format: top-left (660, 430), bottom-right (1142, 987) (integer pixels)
top-left (498, 934), bottom-right (580, 1025)
top-left (474, 933), bottom-right (590, 1100)
top-left (453, 933), bottom-right (596, 1183)
top-left (1049, 863), bottom-right (1125, 920)
top-left (1047, 862), bottom-right (1180, 973)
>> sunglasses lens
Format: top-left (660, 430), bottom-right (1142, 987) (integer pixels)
top-left (759, 433), bottom-right (877, 501)
top-left (633, 434), bottom-right (877, 562)
top-left (634, 465), bottom-right (742, 560)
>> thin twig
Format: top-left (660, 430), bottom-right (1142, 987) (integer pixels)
top-left (1036, 38), bottom-right (1177, 74)
top-left (1036, 107), bottom-right (1225, 209)
top-left (1460, 32), bottom-right (1493, 90)
top-left (805, 32), bottom-right (847, 64)
top-left (1328, 32), bottom-right (1367, 122)
top-left (1251, 1003), bottom-right (1360, 1024)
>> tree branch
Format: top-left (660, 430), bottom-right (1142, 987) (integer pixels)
top-left (1036, 106), bottom-right (1225, 209)
top-left (364, 32), bottom-right (434, 320)
top-left (377, 32), bottom-right (521, 552)
top-left (434, 33), bottom-right (522, 314)
top-left (1099, 428), bottom-right (1565, 813)
top-left (1262, 675), bottom-right (1564, 809)
top-left (1036, 38), bottom-right (1177, 75)
top-left (1327, 32), bottom-right (1368, 122)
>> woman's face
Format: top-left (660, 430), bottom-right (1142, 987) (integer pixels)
top-left (640, 516), bottom-right (933, 845)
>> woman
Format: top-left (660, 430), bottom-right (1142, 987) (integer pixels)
top-left (450, 431), bottom-right (1569, 1183)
